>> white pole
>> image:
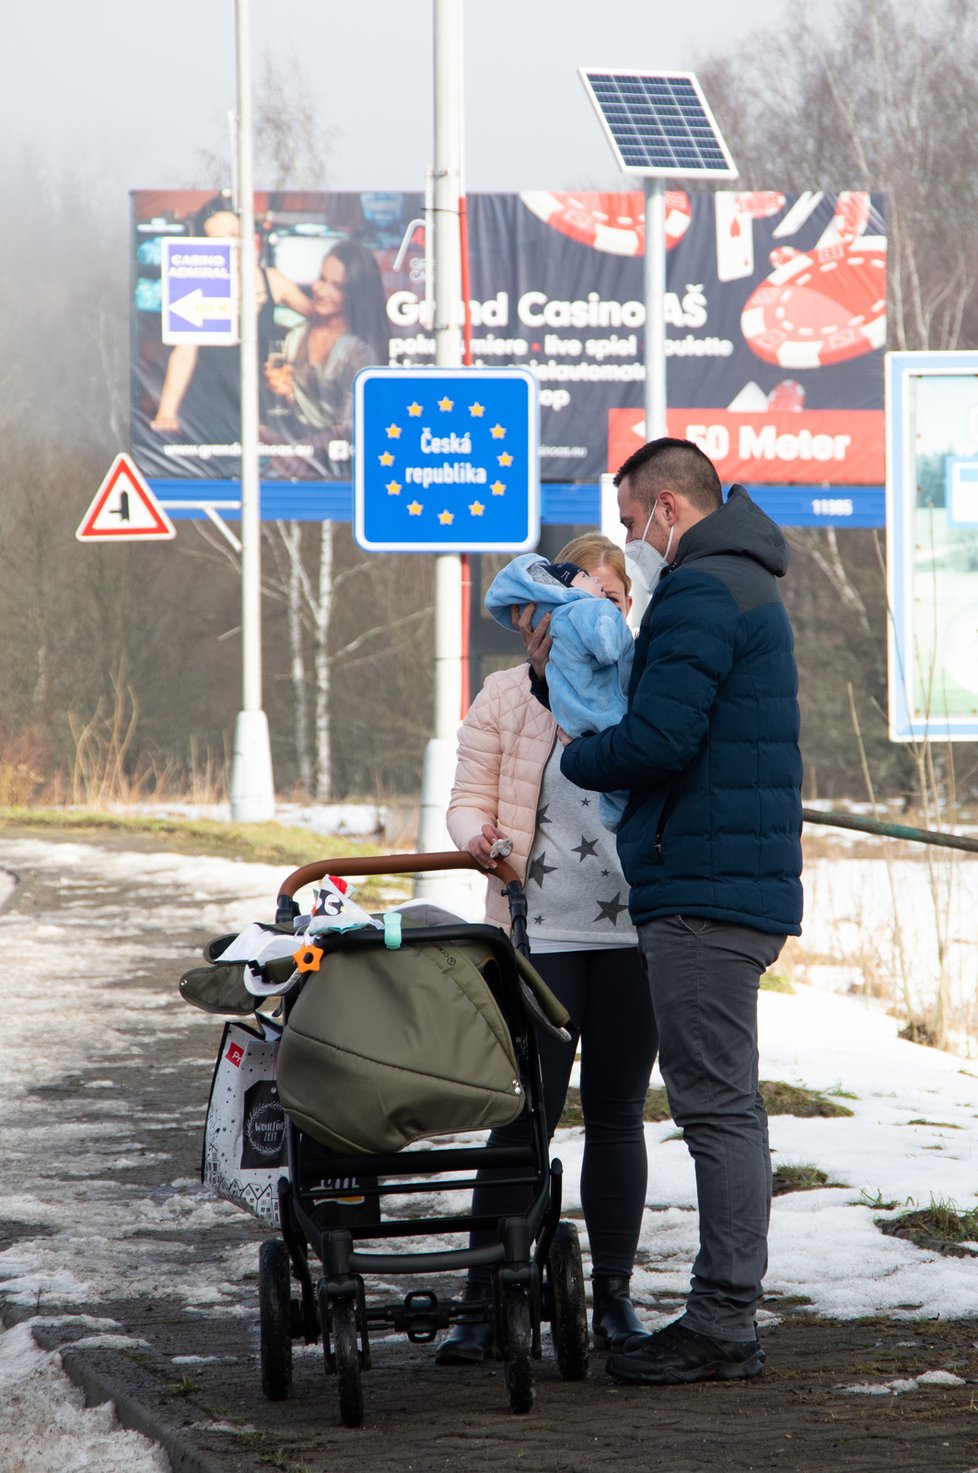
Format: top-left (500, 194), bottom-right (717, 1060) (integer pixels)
top-left (417, 0), bottom-right (463, 858)
top-left (416, 0), bottom-right (472, 909)
top-left (431, 0), bottom-right (463, 739)
top-left (644, 177), bottom-right (667, 440)
top-left (230, 0), bottom-right (275, 822)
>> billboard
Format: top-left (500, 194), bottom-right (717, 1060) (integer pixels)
top-left (886, 351), bottom-right (978, 741)
top-left (131, 188), bottom-right (885, 494)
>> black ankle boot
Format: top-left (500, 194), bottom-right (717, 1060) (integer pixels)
top-left (435, 1280), bottom-right (494, 1365)
top-left (591, 1274), bottom-right (652, 1352)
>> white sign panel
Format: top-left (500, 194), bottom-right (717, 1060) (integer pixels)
top-left (161, 237), bottom-right (238, 346)
top-left (886, 350), bottom-right (978, 739)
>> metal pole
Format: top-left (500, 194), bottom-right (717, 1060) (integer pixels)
top-left (803, 807), bottom-right (978, 855)
top-left (644, 177), bottom-right (667, 440)
top-left (417, 0), bottom-right (464, 877)
top-left (229, 0), bottom-right (275, 822)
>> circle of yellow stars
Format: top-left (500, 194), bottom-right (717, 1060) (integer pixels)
top-left (375, 393), bottom-right (514, 526)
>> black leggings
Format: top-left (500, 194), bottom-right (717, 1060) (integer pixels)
top-left (469, 947), bottom-right (657, 1278)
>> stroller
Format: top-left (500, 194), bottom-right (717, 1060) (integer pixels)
top-left (184, 851), bottom-right (590, 1427)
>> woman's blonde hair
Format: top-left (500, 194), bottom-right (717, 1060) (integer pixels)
top-left (555, 532), bottom-right (631, 597)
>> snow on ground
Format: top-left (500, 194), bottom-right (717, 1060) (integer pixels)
top-left (0, 1317), bottom-right (169, 1473)
top-left (1, 834), bottom-right (978, 1465)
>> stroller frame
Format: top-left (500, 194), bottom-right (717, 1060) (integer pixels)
top-left (258, 851), bottom-right (589, 1425)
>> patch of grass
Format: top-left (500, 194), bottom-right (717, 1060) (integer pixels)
top-left (898, 1017), bottom-right (942, 1047)
top-left (858, 1187), bottom-right (901, 1211)
top-left (0, 806), bottom-right (382, 866)
top-left (772, 1164), bottom-right (842, 1196)
top-left (558, 1089), bottom-right (584, 1128)
top-left (761, 1293), bottom-right (813, 1309)
top-left (877, 1196), bottom-right (978, 1257)
top-left (903, 1118), bottom-right (962, 1129)
top-left (826, 1085), bottom-right (859, 1100)
top-left (258, 1456), bottom-right (311, 1473)
top-left (560, 1085), bottom-right (675, 1128)
top-left (164, 1375), bottom-right (197, 1397)
top-left (0, 808), bottom-right (410, 908)
top-left (760, 971), bottom-right (795, 994)
top-left (560, 1078), bottom-right (855, 1130)
top-left (643, 1086), bottom-right (672, 1122)
top-left (761, 1080), bottom-right (854, 1117)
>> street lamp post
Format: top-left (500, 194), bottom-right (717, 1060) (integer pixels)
top-left (229, 0), bottom-right (275, 822)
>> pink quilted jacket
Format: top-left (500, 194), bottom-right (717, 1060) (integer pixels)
top-left (446, 662), bottom-right (557, 932)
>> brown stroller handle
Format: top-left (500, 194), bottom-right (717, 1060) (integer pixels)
top-left (274, 850), bottom-right (571, 1042)
top-left (276, 850), bottom-right (520, 903)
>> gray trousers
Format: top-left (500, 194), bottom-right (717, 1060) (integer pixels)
top-left (637, 915), bottom-right (786, 1341)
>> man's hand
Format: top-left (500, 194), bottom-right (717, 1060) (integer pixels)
top-left (464, 823), bottom-right (512, 871)
top-left (512, 603), bottom-right (552, 680)
top-left (555, 726), bottom-right (573, 747)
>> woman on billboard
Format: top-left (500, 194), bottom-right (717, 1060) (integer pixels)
top-left (263, 238), bottom-right (389, 455)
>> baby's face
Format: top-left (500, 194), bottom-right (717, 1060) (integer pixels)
top-left (570, 570), bottom-right (608, 599)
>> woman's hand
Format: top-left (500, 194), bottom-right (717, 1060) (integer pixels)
top-left (465, 823), bottom-right (511, 871)
top-left (150, 410), bottom-right (180, 432)
top-left (511, 603), bottom-right (552, 681)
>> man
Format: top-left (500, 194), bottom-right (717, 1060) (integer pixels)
top-left (557, 436), bottom-right (803, 1385)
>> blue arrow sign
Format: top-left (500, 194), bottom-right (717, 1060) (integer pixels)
top-left (353, 367), bottom-right (539, 552)
top-left (161, 237), bottom-right (238, 346)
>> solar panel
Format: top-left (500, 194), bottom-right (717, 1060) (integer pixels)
top-left (579, 69), bottom-right (737, 179)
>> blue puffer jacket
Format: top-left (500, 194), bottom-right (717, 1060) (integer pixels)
top-left (561, 487), bottom-right (803, 935)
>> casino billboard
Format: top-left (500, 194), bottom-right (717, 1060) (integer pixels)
top-left (131, 188), bottom-right (884, 492)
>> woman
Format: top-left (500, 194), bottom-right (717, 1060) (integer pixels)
top-left (437, 533), bottom-right (657, 1364)
top-left (151, 194), bottom-right (311, 438)
top-left (264, 237), bottom-right (388, 446)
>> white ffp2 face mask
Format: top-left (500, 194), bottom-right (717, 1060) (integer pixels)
top-left (624, 503), bottom-right (675, 594)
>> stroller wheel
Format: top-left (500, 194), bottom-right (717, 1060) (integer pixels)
top-left (258, 1238), bottom-right (293, 1400)
top-left (318, 1281), bottom-right (364, 1428)
top-left (501, 1284), bottom-right (535, 1414)
top-left (547, 1220), bottom-right (589, 1380)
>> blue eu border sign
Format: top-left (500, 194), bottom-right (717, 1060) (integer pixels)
top-left (886, 350), bottom-right (978, 741)
top-left (353, 367), bottom-right (539, 553)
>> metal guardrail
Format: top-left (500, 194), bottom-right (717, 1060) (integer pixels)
top-left (803, 807), bottom-right (978, 856)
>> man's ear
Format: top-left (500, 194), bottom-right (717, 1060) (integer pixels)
top-left (659, 489), bottom-right (679, 524)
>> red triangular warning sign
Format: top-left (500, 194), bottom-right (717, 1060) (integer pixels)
top-left (76, 454), bottom-right (176, 542)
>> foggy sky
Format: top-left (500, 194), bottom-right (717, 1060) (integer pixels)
top-left (6, 0), bottom-right (785, 199)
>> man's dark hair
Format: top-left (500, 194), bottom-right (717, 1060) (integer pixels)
top-left (614, 437), bottom-right (723, 514)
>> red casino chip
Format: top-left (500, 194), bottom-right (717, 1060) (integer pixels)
top-left (519, 190), bottom-right (691, 255)
top-left (735, 191), bottom-right (786, 220)
top-left (741, 240), bottom-right (886, 369)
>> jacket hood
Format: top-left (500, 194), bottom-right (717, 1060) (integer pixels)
top-left (672, 485), bottom-right (790, 578)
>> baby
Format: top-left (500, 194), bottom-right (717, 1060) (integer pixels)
top-left (539, 560), bottom-right (608, 598)
top-left (484, 553), bottom-right (632, 831)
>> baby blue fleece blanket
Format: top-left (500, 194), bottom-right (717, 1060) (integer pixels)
top-left (485, 554), bottom-right (633, 831)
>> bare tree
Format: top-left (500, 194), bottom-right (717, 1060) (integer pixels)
top-left (696, 0), bottom-right (978, 802)
top-left (699, 0), bottom-right (978, 353)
